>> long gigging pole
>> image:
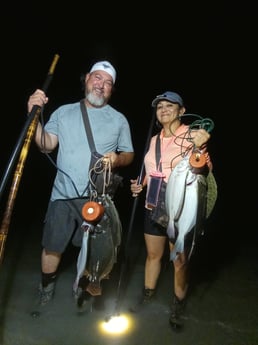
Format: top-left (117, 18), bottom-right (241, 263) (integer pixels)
top-left (106, 107), bottom-right (157, 321)
top-left (0, 54), bottom-right (60, 266)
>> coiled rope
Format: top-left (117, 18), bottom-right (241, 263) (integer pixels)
top-left (89, 156), bottom-right (112, 195)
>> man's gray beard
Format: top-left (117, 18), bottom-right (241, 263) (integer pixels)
top-left (86, 92), bottom-right (105, 107)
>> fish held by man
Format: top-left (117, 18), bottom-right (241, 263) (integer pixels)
top-left (74, 190), bottom-right (122, 305)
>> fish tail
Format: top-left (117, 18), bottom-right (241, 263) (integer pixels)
top-left (170, 240), bottom-right (184, 261)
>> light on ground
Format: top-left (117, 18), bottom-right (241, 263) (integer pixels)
top-left (99, 313), bottom-right (133, 335)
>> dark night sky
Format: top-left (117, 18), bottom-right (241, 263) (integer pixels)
top-left (0, 4), bottom-right (256, 230)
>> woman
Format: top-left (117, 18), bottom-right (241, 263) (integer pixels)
top-left (130, 91), bottom-right (212, 331)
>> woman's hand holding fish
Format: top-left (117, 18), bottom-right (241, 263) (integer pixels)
top-left (192, 128), bottom-right (210, 149)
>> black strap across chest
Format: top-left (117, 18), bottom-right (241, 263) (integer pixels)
top-left (155, 133), bottom-right (161, 171)
top-left (80, 99), bottom-right (96, 152)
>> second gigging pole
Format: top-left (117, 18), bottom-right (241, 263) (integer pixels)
top-left (0, 54), bottom-right (60, 266)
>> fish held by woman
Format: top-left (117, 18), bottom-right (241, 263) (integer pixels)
top-left (165, 155), bottom-right (217, 261)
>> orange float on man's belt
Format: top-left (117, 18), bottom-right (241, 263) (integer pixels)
top-left (81, 201), bottom-right (105, 223)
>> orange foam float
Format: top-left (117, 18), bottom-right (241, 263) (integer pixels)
top-left (82, 201), bottom-right (105, 223)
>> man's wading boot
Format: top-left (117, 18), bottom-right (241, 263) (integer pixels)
top-left (129, 288), bottom-right (155, 313)
top-left (169, 294), bottom-right (186, 332)
top-left (38, 282), bottom-right (56, 306)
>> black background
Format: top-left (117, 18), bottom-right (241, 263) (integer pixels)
top-left (0, 3), bottom-right (256, 236)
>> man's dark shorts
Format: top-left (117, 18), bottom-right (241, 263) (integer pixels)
top-left (42, 198), bottom-right (89, 253)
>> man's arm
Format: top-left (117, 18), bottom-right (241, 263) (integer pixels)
top-left (34, 123), bottom-right (58, 153)
top-left (104, 151), bottom-right (134, 169)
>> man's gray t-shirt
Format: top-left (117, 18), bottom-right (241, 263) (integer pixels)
top-left (44, 101), bottom-right (134, 200)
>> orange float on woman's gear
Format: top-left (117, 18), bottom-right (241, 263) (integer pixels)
top-left (189, 151), bottom-right (206, 169)
top-left (189, 151), bottom-right (209, 174)
top-left (82, 201), bottom-right (105, 223)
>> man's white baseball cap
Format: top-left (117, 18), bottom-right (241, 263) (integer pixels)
top-left (89, 60), bottom-right (116, 84)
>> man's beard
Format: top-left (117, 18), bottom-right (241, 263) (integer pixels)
top-left (86, 91), bottom-right (105, 107)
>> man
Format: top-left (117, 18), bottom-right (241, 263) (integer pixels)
top-left (27, 60), bottom-right (134, 306)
